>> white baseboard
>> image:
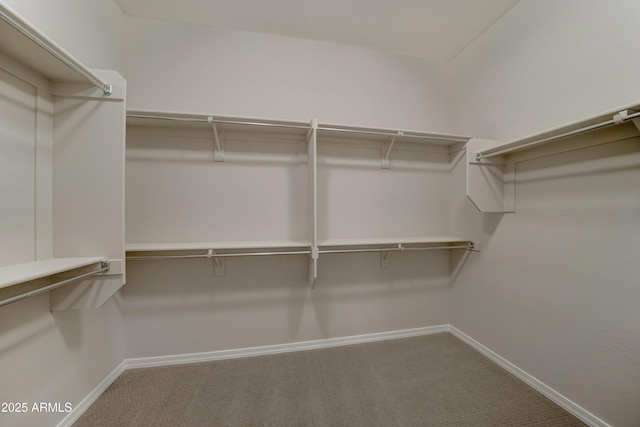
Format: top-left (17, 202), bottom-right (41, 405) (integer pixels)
top-left (124, 325), bottom-right (449, 369)
top-left (56, 361), bottom-right (126, 427)
top-left (448, 326), bottom-right (610, 427)
top-left (59, 325), bottom-right (610, 427)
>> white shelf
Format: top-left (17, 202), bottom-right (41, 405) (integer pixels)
top-left (476, 102), bottom-right (640, 159)
top-left (0, 257), bottom-right (105, 290)
top-left (126, 240), bottom-right (312, 252)
top-left (127, 109), bottom-right (310, 137)
top-left (0, 3), bottom-right (112, 94)
top-left (317, 123), bottom-right (471, 147)
top-left (318, 236), bottom-right (471, 247)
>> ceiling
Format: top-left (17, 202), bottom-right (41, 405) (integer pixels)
top-left (114, 0), bottom-right (519, 61)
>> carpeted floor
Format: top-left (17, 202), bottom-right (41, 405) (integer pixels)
top-left (73, 333), bottom-right (586, 426)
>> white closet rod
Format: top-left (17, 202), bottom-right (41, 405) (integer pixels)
top-left (0, 5), bottom-right (112, 96)
top-left (127, 114), bottom-right (309, 130)
top-left (318, 126), bottom-right (469, 142)
top-left (477, 110), bottom-right (640, 160)
top-left (127, 250), bottom-right (312, 261)
top-left (0, 261), bottom-right (110, 308)
top-left (319, 244), bottom-right (473, 255)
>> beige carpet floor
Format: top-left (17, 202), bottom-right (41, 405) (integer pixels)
top-left (73, 333), bottom-right (586, 426)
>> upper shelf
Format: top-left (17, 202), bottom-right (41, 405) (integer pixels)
top-left (317, 123), bottom-right (471, 147)
top-left (318, 236), bottom-right (472, 247)
top-left (126, 110), bottom-right (472, 148)
top-left (467, 101), bottom-right (640, 213)
top-left (475, 103), bottom-right (640, 160)
top-left (127, 109), bottom-right (310, 137)
top-left (0, 2), bottom-right (112, 95)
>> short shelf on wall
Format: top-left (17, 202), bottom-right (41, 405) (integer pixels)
top-left (0, 258), bottom-right (111, 309)
top-left (466, 103), bottom-right (640, 213)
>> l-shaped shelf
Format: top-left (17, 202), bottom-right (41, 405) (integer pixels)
top-left (467, 103), bottom-right (640, 213)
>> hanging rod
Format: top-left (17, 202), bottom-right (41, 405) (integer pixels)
top-left (0, 260), bottom-right (110, 308)
top-left (0, 5), bottom-right (112, 96)
top-left (318, 243), bottom-right (473, 255)
top-left (318, 126), bottom-right (470, 143)
top-left (127, 250), bottom-right (312, 261)
top-left (126, 114), bottom-right (309, 130)
top-left (477, 110), bottom-right (640, 160)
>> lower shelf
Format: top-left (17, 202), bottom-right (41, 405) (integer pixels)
top-left (0, 257), bottom-right (110, 309)
top-left (124, 237), bottom-right (476, 290)
top-left (0, 257), bottom-right (106, 290)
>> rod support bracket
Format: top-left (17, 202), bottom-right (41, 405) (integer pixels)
top-left (100, 260), bottom-right (110, 273)
top-left (380, 244), bottom-right (402, 268)
top-left (207, 249), bottom-right (225, 276)
top-left (382, 131), bottom-right (403, 169)
top-left (208, 117), bottom-right (225, 162)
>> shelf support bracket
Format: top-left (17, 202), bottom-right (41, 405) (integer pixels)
top-left (380, 244), bottom-right (402, 268)
top-left (466, 138), bottom-right (515, 213)
top-left (208, 117), bottom-right (225, 162)
top-left (207, 249), bottom-right (225, 277)
top-left (382, 131), bottom-right (402, 169)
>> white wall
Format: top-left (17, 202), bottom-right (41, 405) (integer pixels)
top-left (450, 1), bottom-right (640, 426)
top-left (0, 2), bottom-right (126, 426)
top-left (450, 0), bottom-right (640, 141)
top-left (124, 16), bottom-right (451, 132)
top-left (122, 18), bottom-right (458, 358)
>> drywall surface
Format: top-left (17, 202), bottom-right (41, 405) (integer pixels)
top-left (123, 16), bottom-right (451, 132)
top-left (450, 1), bottom-right (640, 426)
top-left (2, 0), bottom-right (125, 72)
top-left (122, 16), bottom-right (457, 358)
top-left (450, 0), bottom-right (640, 141)
top-left (124, 253), bottom-right (452, 358)
top-left (0, 295), bottom-right (124, 427)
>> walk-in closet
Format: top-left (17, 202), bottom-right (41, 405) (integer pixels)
top-left (1, 1), bottom-right (639, 426)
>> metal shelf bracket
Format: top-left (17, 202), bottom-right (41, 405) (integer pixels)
top-left (382, 131), bottom-right (403, 169)
top-left (380, 244), bottom-right (403, 268)
top-left (207, 249), bottom-right (225, 276)
top-left (208, 117), bottom-right (225, 162)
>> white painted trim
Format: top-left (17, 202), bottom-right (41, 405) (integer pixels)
top-left (56, 361), bottom-right (127, 427)
top-left (124, 325), bottom-right (449, 369)
top-left (448, 326), bottom-right (611, 427)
